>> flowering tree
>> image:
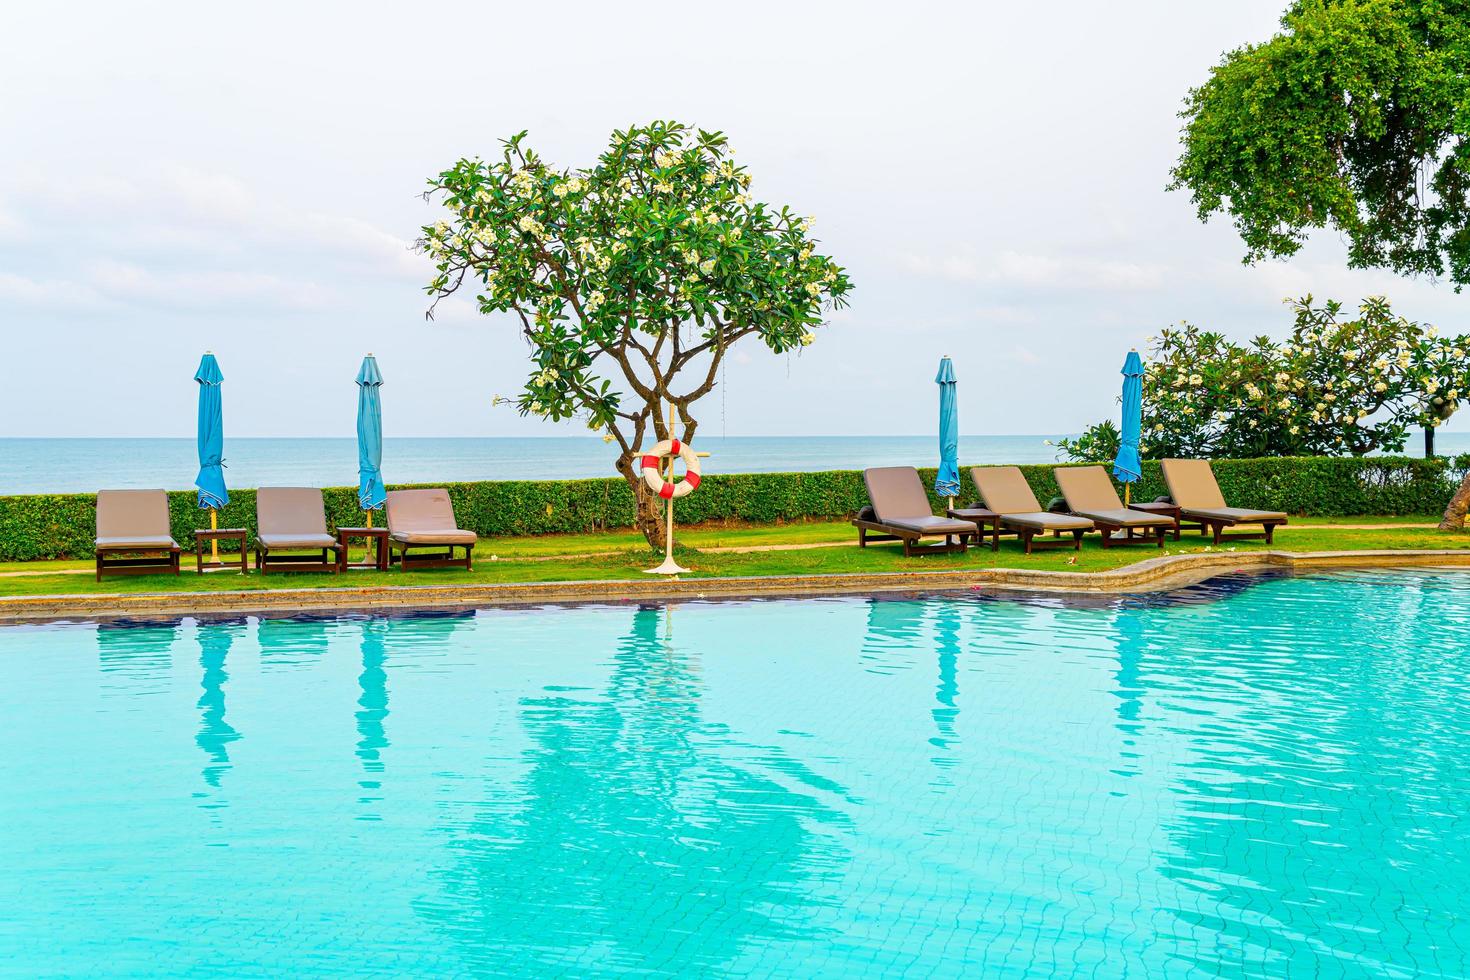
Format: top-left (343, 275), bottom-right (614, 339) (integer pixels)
top-left (419, 122), bottom-right (852, 547)
top-left (1059, 296), bottom-right (1469, 463)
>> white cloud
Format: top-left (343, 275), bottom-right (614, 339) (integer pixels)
top-left (902, 248), bottom-right (1168, 292)
top-left (0, 272), bottom-right (110, 311)
top-left (7, 165), bottom-right (420, 279)
top-left (87, 259), bottom-right (334, 311)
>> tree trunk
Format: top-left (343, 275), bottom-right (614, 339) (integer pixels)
top-left (616, 455), bottom-right (666, 550)
top-left (1425, 425), bottom-right (1436, 459)
top-left (1440, 471), bottom-right (1470, 531)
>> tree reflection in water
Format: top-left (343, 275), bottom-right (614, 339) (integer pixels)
top-left (423, 604), bottom-right (849, 974)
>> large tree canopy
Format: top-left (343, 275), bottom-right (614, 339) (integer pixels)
top-left (419, 121), bottom-right (851, 547)
top-left (1171, 0), bottom-right (1470, 286)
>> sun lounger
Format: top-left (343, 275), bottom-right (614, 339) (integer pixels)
top-left (1053, 465), bottom-right (1174, 549)
top-left (852, 466), bottom-right (978, 556)
top-left (255, 487), bottom-right (344, 574)
top-left (1160, 459), bottom-right (1288, 544)
top-left (384, 489), bottom-right (476, 570)
top-left (969, 466), bottom-right (1093, 554)
top-left (94, 489), bottom-right (181, 581)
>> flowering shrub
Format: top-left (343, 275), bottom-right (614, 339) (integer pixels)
top-left (419, 121), bottom-right (852, 545)
top-left (1060, 296), bottom-right (1470, 462)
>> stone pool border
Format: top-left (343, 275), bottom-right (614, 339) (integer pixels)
top-left (0, 548), bottom-right (1466, 623)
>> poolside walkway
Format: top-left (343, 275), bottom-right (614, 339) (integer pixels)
top-left (0, 522), bottom-right (1440, 578)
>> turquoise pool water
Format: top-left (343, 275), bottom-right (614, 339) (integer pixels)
top-left (2, 571), bottom-right (1468, 977)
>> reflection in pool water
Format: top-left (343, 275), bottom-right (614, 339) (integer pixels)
top-left (0, 570), bottom-right (1467, 976)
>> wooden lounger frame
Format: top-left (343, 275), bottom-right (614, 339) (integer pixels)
top-left (996, 520), bottom-right (1085, 555)
top-left (1089, 519), bottom-right (1168, 549)
top-left (390, 541), bottom-right (475, 571)
top-left (95, 546), bottom-right (181, 582)
top-left (255, 543), bottom-right (344, 575)
top-left (1188, 514), bottom-right (1287, 545)
top-left (853, 518), bottom-right (971, 557)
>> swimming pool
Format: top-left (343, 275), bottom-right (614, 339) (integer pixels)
top-left (1, 570), bottom-right (1467, 976)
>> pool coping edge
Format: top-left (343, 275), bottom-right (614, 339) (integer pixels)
top-left (1, 548), bottom-right (1467, 622)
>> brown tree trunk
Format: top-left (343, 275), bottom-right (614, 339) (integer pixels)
top-left (1425, 425), bottom-right (1436, 458)
top-left (616, 455), bottom-right (666, 550)
top-left (1440, 471), bottom-right (1470, 531)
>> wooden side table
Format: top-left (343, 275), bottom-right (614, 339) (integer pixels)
top-left (1129, 501), bottom-right (1182, 540)
top-left (195, 528), bottom-right (248, 574)
top-left (336, 526), bottom-right (389, 571)
top-left (946, 506), bottom-right (1000, 548)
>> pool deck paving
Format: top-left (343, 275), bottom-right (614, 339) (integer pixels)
top-left (2, 548), bottom-right (1466, 623)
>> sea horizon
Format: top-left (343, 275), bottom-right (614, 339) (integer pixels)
top-left (3, 433), bottom-right (1467, 496)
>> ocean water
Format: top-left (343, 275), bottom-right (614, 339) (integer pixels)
top-left (3, 434), bottom-right (1465, 496)
top-left (2, 570), bottom-right (1468, 976)
top-left (0, 435), bottom-right (1074, 494)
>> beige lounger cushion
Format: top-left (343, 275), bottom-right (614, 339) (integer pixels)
top-left (1054, 467), bottom-right (1172, 527)
top-left (1183, 505), bottom-right (1288, 524)
top-left (882, 515), bottom-right (977, 535)
top-left (970, 466), bottom-right (1044, 515)
top-left (259, 532), bottom-right (339, 549)
top-left (95, 535), bottom-right (179, 551)
top-left (390, 528), bottom-right (478, 545)
top-left (1069, 508), bottom-right (1172, 528)
top-left (862, 467), bottom-right (975, 535)
top-left (999, 511), bottom-right (1094, 532)
top-left (95, 490), bottom-right (178, 550)
top-left (1161, 459), bottom-right (1286, 523)
top-left (257, 487), bottom-right (337, 551)
top-left (385, 489), bottom-right (476, 546)
top-left (1054, 466), bottom-right (1127, 511)
top-left (1160, 459), bottom-right (1229, 510)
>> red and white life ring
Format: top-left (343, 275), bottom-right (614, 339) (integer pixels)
top-left (640, 439), bottom-right (702, 499)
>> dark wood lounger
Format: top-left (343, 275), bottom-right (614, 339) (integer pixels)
top-left (255, 487), bottom-right (344, 574)
top-left (968, 467), bottom-right (1095, 554)
top-left (1053, 466), bottom-right (1175, 549)
top-left (852, 467), bottom-right (978, 557)
top-left (1161, 459), bottom-right (1289, 544)
top-left (94, 489), bottom-right (182, 581)
top-left (385, 489), bottom-right (476, 571)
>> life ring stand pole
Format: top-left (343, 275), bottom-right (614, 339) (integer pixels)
top-left (643, 402), bottom-right (709, 576)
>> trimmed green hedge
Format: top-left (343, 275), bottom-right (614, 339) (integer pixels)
top-left (0, 455), bottom-right (1462, 562)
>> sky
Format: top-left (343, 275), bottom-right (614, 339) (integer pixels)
top-left (2, 0), bottom-right (1466, 439)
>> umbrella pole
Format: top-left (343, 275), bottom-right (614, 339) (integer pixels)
top-left (1124, 484), bottom-right (1131, 507)
top-left (210, 508), bottom-right (219, 562)
top-left (366, 510), bottom-right (372, 529)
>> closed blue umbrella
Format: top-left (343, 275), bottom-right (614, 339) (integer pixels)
top-left (1113, 350), bottom-right (1144, 506)
top-left (935, 356), bottom-right (960, 501)
top-left (356, 354), bottom-right (386, 522)
top-left (194, 353), bottom-right (228, 511)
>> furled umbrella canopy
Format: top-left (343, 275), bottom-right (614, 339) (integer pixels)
top-left (356, 354), bottom-right (386, 513)
top-left (194, 353), bottom-right (228, 510)
top-left (935, 356), bottom-right (960, 500)
top-left (1113, 350), bottom-right (1144, 493)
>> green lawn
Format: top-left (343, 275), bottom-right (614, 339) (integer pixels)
top-left (0, 519), bottom-right (1463, 599)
